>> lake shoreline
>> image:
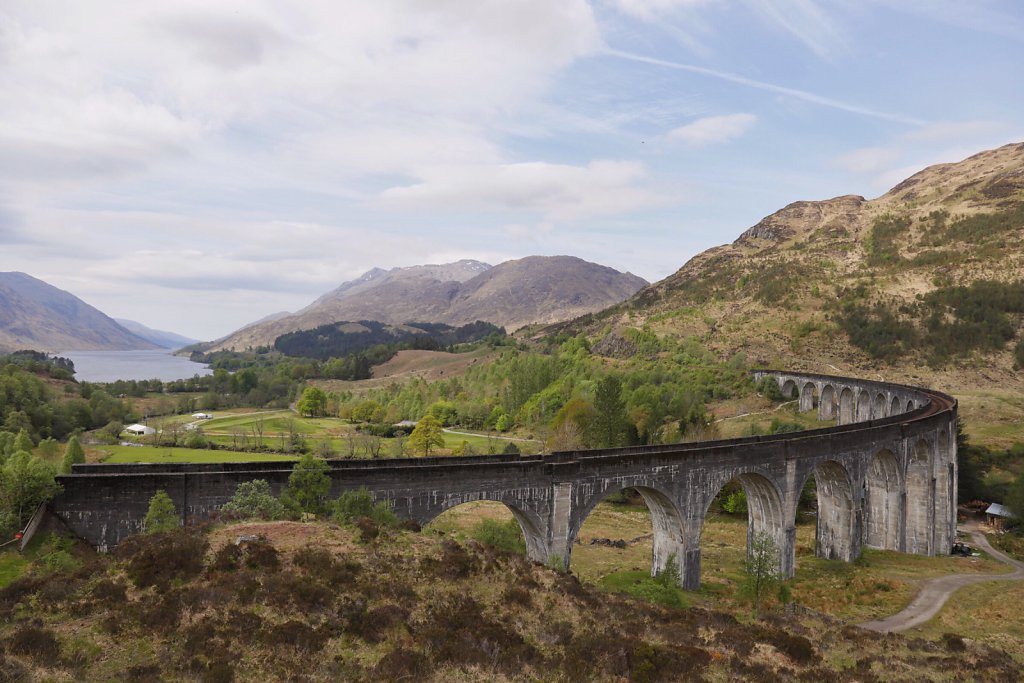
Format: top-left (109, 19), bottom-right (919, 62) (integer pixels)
top-left (60, 349), bottom-right (213, 383)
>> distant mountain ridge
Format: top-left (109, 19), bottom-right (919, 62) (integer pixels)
top-left (0, 272), bottom-right (157, 354)
top-left (203, 256), bottom-right (647, 352)
top-left (114, 319), bottom-right (198, 350)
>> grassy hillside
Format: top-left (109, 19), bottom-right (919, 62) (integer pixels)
top-left (2, 521), bottom-right (1021, 682)
top-left (561, 143), bottom-right (1024, 401)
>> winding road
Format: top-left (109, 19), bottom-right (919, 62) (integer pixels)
top-left (860, 524), bottom-right (1024, 633)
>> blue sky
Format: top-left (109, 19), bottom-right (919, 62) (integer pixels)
top-left (1, 0), bottom-right (1022, 341)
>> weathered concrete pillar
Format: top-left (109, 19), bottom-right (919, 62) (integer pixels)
top-left (814, 461), bottom-right (860, 562)
top-left (799, 383), bottom-right (815, 412)
top-left (635, 487), bottom-right (688, 582)
top-left (904, 439), bottom-right (934, 555)
top-left (819, 384), bottom-right (836, 421)
top-left (779, 457), bottom-right (800, 579)
top-left (680, 521), bottom-right (704, 591)
top-left (545, 481), bottom-right (575, 570)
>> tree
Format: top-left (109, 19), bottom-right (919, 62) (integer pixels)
top-left (297, 386), bottom-right (328, 417)
top-left (332, 487), bottom-right (397, 527)
top-left (284, 453), bottom-right (332, 514)
top-left (60, 436), bottom-right (86, 474)
top-left (14, 429), bottom-right (34, 455)
top-left (592, 375), bottom-right (627, 448)
top-left (0, 451), bottom-right (62, 536)
top-left (408, 415), bottom-right (445, 457)
top-left (221, 479), bottom-right (285, 520)
top-left (142, 490), bottom-right (178, 533)
top-left (743, 531), bottom-right (781, 616)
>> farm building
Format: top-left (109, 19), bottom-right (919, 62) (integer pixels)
top-left (123, 424), bottom-right (156, 437)
top-left (985, 503), bottom-right (1017, 531)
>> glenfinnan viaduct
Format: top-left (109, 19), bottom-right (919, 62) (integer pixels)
top-left (52, 370), bottom-right (957, 590)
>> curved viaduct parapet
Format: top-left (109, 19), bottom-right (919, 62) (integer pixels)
top-left (51, 370), bottom-right (957, 591)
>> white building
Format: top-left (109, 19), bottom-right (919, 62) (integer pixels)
top-left (124, 424), bottom-right (156, 437)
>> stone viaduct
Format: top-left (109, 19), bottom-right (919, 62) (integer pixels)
top-left (51, 370), bottom-right (957, 590)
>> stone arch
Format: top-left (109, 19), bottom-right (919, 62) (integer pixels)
top-left (572, 485), bottom-right (686, 584)
top-left (697, 472), bottom-right (787, 588)
top-left (856, 389), bottom-right (872, 422)
top-left (838, 388), bottom-right (855, 424)
top-left (873, 393), bottom-right (887, 419)
top-left (905, 439), bottom-right (933, 555)
top-left (819, 384), bottom-right (837, 420)
top-left (864, 449), bottom-right (901, 550)
top-left (808, 460), bottom-right (859, 561)
top-left (906, 399), bottom-right (915, 413)
top-left (422, 498), bottom-right (548, 564)
top-left (890, 395), bottom-right (902, 416)
top-left (781, 379), bottom-right (799, 400)
top-left (799, 382), bottom-right (819, 413)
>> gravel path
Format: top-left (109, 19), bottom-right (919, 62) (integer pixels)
top-left (860, 525), bottom-right (1024, 633)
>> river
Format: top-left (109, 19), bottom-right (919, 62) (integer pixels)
top-left (60, 349), bottom-right (213, 383)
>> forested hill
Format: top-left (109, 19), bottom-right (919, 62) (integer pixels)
top-left (202, 256), bottom-right (647, 352)
top-left (0, 272), bottom-right (157, 354)
top-left (273, 320), bottom-right (505, 361)
top-left (569, 142), bottom-right (1024, 395)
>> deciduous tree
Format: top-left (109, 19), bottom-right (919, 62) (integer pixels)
top-left (60, 436), bottom-right (85, 474)
top-left (297, 386), bottom-right (328, 417)
top-left (143, 490), bottom-right (179, 533)
top-left (408, 415), bottom-right (445, 457)
top-left (284, 453), bottom-right (331, 514)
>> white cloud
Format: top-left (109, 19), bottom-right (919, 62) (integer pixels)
top-left (611, 0), bottom-right (711, 20)
top-left (833, 120), bottom-right (1021, 191)
top-left (378, 160), bottom-right (667, 221)
top-left (668, 113), bottom-right (757, 146)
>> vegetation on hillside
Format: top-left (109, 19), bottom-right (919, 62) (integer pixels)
top-left (833, 280), bottom-right (1024, 365)
top-left (1, 522), bottom-right (1020, 682)
top-left (274, 319), bottom-right (505, 362)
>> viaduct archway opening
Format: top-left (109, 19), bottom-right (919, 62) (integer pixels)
top-left (838, 388), bottom-right (855, 424)
top-left (864, 449), bottom-right (901, 550)
top-left (697, 473), bottom-right (786, 592)
top-left (799, 382), bottom-right (819, 413)
top-left (571, 486), bottom-right (685, 588)
top-left (422, 499), bottom-right (546, 562)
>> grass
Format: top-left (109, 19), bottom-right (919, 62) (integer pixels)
top-left (422, 498), bottom-right (1017, 631)
top-left (915, 578), bottom-right (1024, 660)
top-left (96, 445), bottom-right (300, 464)
top-left (0, 550), bottom-right (29, 588)
top-left (957, 389), bottom-right (1024, 448)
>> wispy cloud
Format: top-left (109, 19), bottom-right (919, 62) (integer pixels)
top-left (604, 48), bottom-right (927, 125)
top-left (669, 113), bottom-right (756, 146)
top-left (833, 120), bottom-right (1020, 191)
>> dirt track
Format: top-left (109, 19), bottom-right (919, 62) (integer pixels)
top-left (860, 525), bottom-right (1024, 633)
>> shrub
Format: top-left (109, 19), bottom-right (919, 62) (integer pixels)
top-left (1015, 339), bottom-right (1024, 369)
top-left (117, 529), bottom-right (208, 590)
top-left (264, 620), bottom-right (326, 652)
top-left (220, 479), bottom-right (285, 520)
top-left (242, 539), bottom-right (280, 572)
top-left (142, 490), bottom-right (178, 533)
top-left (6, 624), bottom-right (61, 663)
top-left (332, 488), bottom-right (398, 527)
top-left (373, 647), bottom-right (429, 680)
top-left (470, 518), bottom-right (526, 554)
top-left (292, 547), bottom-right (361, 583)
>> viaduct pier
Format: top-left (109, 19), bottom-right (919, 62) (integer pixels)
top-left (51, 370), bottom-right (958, 590)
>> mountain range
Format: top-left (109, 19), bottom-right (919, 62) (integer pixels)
top-left (200, 256), bottom-right (647, 352)
top-left (0, 272), bottom-right (157, 354)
